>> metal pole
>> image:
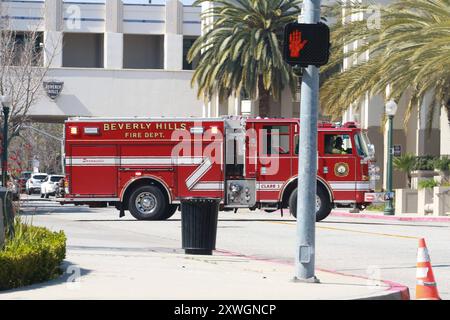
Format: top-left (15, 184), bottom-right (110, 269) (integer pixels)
top-left (384, 115), bottom-right (394, 215)
top-left (295, 0), bottom-right (321, 282)
top-left (2, 106), bottom-right (10, 187)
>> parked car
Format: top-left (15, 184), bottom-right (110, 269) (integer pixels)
top-left (26, 173), bottom-right (48, 195)
top-left (18, 171), bottom-right (32, 193)
top-left (40, 175), bottom-right (65, 198)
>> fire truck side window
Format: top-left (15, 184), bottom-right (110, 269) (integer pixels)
top-left (262, 126), bottom-right (290, 155)
top-left (324, 134), bottom-right (353, 155)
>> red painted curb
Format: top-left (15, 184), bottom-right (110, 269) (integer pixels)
top-left (215, 249), bottom-right (410, 300)
top-left (331, 211), bottom-right (450, 223)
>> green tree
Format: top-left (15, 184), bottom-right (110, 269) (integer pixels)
top-left (320, 0), bottom-right (450, 128)
top-left (188, 0), bottom-right (302, 117)
top-left (393, 153), bottom-right (416, 188)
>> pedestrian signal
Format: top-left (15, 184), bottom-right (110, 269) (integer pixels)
top-left (283, 22), bottom-right (331, 67)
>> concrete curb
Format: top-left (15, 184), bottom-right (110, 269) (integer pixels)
top-left (216, 249), bottom-right (410, 300)
top-left (315, 268), bottom-right (411, 300)
top-left (331, 211), bottom-right (450, 222)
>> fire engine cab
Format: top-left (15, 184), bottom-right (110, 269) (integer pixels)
top-left (61, 117), bottom-right (378, 221)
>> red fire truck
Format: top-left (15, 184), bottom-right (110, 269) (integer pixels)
top-left (61, 116), bottom-right (378, 221)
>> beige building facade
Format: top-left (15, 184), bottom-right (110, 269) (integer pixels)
top-left (1, 0), bottom-right (449, 190)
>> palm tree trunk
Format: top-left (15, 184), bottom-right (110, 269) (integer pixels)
top-left (258, 77), bottom-right (271, 118)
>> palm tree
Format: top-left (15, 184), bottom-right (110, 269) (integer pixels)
top-left (320, 0), bottom-right (450, 128)
top-left (188, 0), bottom-right (302, 117)
top-left (393, 153), bottom-right (416, 188)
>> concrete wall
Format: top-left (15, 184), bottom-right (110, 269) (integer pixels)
top-left (29, 68), bottom-right (203, 120)
top-left (440, 107), bottom-right (450, 156)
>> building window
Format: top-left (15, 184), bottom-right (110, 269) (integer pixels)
top-left (324, 134), bottom-right (353, 155)
top-left (1, 32), bottom-right (43, 67)
top-left (63, 33), bottom-right (104, 68)
top-left (123, 35), bottom-right (164, 69)
top-left (183, 36), bottom-right (198, 70)
top-left (262, 125), bottom-right (290, 155)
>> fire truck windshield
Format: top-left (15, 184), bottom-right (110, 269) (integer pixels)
top-left (354, 132), bottom-right (371, 158)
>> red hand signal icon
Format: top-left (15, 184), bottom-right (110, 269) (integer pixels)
top-left (289, 30), bottom-right (308, 58)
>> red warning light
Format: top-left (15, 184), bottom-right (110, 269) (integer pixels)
top-left (289, 30), bottom-right (308, 58)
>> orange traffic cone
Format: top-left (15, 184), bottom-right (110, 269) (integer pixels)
top-left (416, 238), bottom-right (441, 300)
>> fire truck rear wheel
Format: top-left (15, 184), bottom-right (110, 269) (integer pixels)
top-left (161, 204), bottom-right (178, 220)
top-left (289, 187), bottom-right (332, 222)
top-left (129, 186), bottom-right (168, 221)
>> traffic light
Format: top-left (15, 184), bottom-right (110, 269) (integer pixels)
top-left (283, 22), bottom-right (331, 67)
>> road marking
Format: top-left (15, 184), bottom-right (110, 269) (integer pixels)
top-left (266, 221), bottom-right (420, 240)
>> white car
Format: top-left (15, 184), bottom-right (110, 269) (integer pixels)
top-left (26, 173), bottom-right (48, 195)
top-left (40, 175), bottom-right (65, 198)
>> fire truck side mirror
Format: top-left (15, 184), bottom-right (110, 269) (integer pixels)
top-left (368, 144), bottom-right (375, 158)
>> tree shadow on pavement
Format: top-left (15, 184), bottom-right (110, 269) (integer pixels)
top-left (0, 261), bottom-right (92, 295)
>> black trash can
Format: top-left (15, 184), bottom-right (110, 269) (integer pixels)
top-left (181, 198), bottom-right (220, 256)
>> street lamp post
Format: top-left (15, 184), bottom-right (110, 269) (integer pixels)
top-left (0, 95), bottom-right (12, 188)
top-left (384, 100), bottom-right (398, 216)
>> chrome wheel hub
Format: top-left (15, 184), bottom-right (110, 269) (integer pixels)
top-left (315, 195), bottom-right (321, 212)
top-left (136, 192), bottom-right (157, 215)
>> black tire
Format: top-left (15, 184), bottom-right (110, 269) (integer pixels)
top-left (45, 194), bottom-right (50, 199)
top-left (128, 185), bottom-right (168, 221)
top-left (289, 186), bottom-right (332, 222)
top-left (162, 204), bottom-right (179, 220)
top-left (40, 194), bottom-right (44, 198)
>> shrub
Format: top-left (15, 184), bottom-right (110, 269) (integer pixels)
top-left (433, 156), bottom-right (450, 172)
top-left (412, 156), bottom-right (437, 171)
top-left (0, 219), bottom-right (66, 291)
top-left (418, 179), bottom-right (439, 190)
top-left (393, 153), bottom-right (416, 187)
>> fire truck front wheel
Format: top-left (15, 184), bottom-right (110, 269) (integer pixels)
top-left (289, 187), bottom-right (332, 222)
top-left (128, 186), bottom-right (169, 221)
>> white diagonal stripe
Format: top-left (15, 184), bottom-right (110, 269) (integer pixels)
top-left (186, 158), bottom-right (213, 190)
top-left (192, 182), bottom-right (224, 191)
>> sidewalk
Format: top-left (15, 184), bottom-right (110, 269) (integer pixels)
top-left (0, 247), bottom-right (410, 300)
top-left (331, 210), bottom-right (450, 222)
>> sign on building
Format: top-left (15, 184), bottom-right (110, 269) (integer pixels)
top-left (43, 80), bottom-right (64, 100)
top-left (393, 145), bottom-right (402, 157)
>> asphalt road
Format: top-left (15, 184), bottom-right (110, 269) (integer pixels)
top-left (19, 196), bottom-right (450, 299)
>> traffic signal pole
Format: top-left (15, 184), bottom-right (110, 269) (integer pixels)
top-left (295, 0), bottom-right (321, 282)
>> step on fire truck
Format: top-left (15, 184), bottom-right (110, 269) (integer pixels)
top-left (60, 116), bottom-right (379, 221)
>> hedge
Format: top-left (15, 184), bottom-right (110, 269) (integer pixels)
top-left (0, 221), bottom-right (66, 291)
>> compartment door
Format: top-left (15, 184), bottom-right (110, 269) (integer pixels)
top-left (70, 145), bottom-right (118, 196)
